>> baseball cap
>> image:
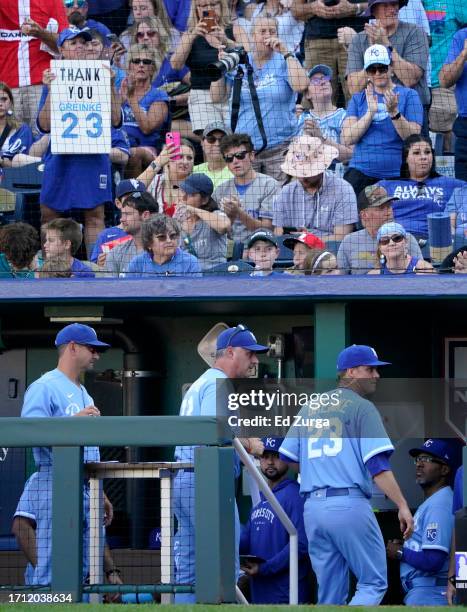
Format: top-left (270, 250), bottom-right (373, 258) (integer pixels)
top-left (337, 345), bottom-right (391, 370)
top-left (202, 122), bottom-right (232, 139)
top-left (179, 173), bottom-right (214, 197)
top-left (55, 323), bottom-right (110, 349)
top-left (364, 44), bottom-right (392, 70)
top-left (116, 179), bottom-right (146, 199)
top-left (357, 185), bottom-right (398, 212)
top-left (247, 229), bottom-right (278, 249)
top-left (58, 27), bottom-right (92, 47)
top-left (409, 438), bottom-right (464, 471)
top-left (262, 437), bottom-right (285, 453)
top-left (364, 0), bottom-right (407, 16)
top-left (308, 64), bottom-right (333, 79)
top-left (283, 232), bottom-right (325, 251)
top-left (377, 222), bottom-right (407, 242)
top-left (216, 324), bottom-right (269, 352)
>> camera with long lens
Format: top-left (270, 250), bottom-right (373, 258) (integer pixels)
top-left (206, 46), bottom-right (249, 80)
top-left (323, 0), bottom-right (340, 5)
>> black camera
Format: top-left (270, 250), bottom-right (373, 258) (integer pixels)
top-left (323, 0), bottom-right (340, 5)
top-left (206, 46), bottom-right (249, 80)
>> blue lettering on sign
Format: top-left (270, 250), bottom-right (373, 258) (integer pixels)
top-left (61, 112), bottom-right (104, 140)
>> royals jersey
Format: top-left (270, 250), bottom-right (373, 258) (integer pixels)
top-left (22, 368), bottom-right (100, 466)
top-left (0, 1), bottom-right (68, 88)
top-left (400, 486), bottom-right (453, 584)
top-left (279, 387), bottom-right (394, 497)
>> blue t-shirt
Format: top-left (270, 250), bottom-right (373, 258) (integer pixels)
top-left (111, 126), bottom-right (130, 155)
top-left (346, 86), bottom-right (423, 178)
top-left (453, 466), bottom-right (464, 513)
top-left (153, 57), bottom-right (189, 89)
top-left (163, 0), bottom-right (191, 31)
top-left (296, 108), bottom-right (346, 142)
top-left (1, 124), bottom-right (34, 159)
top-left (22, 368), bottom-right (100, 467)
top-left (378, 176), bottom-right (465, 238)
top-left (446, 185), bottom-right (467, 228)
top-left (445, 28), bottom-right (467, 117)
top-left (240, 478), bottom-right (310, 604)
top-left (226, 52), bottom-right (298, 151)
top-left (71, 258), bottom-right (95, 278)
top-left (401, 486), bottom-right (453, 585)
top-left (124, 248), bottom-right (201, 278)
top-left (279, 387), bottom-right (394, 497)
top-left (90, 226), bottom-right (128, 262)
top-left (121, 87), bottom-right (170, 149)
top-left (37, 86), bottom-right (113, 212)
top-left (87, 0), bottom-right (124, 14)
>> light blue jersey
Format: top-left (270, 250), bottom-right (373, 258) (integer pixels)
top-left (279, 387), bottom-right (394, 497)
top-left (22, 368), bottom-right (100, 467)
top-left (401, 486), bottom-right (453, 603)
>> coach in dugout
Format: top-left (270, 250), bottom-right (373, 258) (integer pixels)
top-left (37, 26), bottom-right (122, 256)
top-left (386, 438), bottom-right (463, 605)
top-left (240, 437), bottom-right (311, 604)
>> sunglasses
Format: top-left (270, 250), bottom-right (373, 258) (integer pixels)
top-left (154, 232), bottom-right (179, 242)
top-left (136, 30), bottom-right (157, 38)
top-left (64, 0), bottom-right (86, 7)
top-left (379, 234), bottom-right (404, 246)
top-left (310, 75), bottom-right (331, 85)
top-left (414, 455), bottom-right (446, 466)
top-left (205, 134), bottom-right (224, 144)
top-left (366, 64), bottom-right (389, 75)
top-left (223, 150), bottom-right (249, 163)
top-left (130, 58), bottom-right (154, 65)
top-left (224, 324), bottom-right (249, 347)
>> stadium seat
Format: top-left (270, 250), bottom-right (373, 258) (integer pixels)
top-left (0, 188), bottom-right (24, 225)
top-left (208, 261), bottom-right (254, 274)
top-left (273, 234), bottom-right (294, 268)
top-left (1, 163), bottom-right (43, 226)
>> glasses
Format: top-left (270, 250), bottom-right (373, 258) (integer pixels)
top-left (366, 64), bottom-right (389, 75)
top-left (224, 324), bottom-right (249, 347)
top-left (64, 0), bottom-right (86, 7)
top-left (414, 455), bottom-right (445, 466)
top-left (223, 150), bottom-right (249, 163)
top-left (379, 234), bottom-right (404, 246)
top-left (130, 58), bottom-right (154, 65)
top-left (136, 30), bottom-right (157, 39)
top-left (310, 75), bottom-right (331, 85)
top-left (205, 134), bottom-right (224, 144)
top-left (154, 232), bottom-right (179, 242)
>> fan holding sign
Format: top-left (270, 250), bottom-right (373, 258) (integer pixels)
top-left (36, 27), bottom-right (123, 256)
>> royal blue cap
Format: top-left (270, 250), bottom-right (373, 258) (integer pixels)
top-left (179, 174), bottom-right (214, 197)
top-left (409, 438), bottom-right (464, 471)
top-left (116, 179), bottom-right (146, 199)
top-left (262, 437), bottom-right (285, 453)
top-left (337, 345), bottom-right (390, 370)
top-left (58, 27), bottom-right (92, 47)
top-left (55, 323), bottom-right (110, 348)
top-left (377, 221), bottom-right (407, 243)
top-left (216, 325), bottom-right (268, 353)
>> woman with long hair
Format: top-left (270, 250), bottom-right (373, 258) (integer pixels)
top-left (0, 82), bottom-right (35, 169)
top-left (211, 15), bottom-right (308, 181)
top-left (367, 221), bottom-right (433, 274)
top-left (377, 134), bottom-right (465, 241)
top-left (138, 139), bottom-right (196, 216)
top-left (120, 44), bottom-right (170, 177)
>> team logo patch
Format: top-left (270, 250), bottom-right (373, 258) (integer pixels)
top-left (426, 522), bottom-right (439, 542)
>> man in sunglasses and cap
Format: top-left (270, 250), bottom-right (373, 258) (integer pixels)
top-left (280, 344), bottom-right (413, 605)
top-left (173, 324), bottom-right (268, 602)
top-left (387, 438), bottom-right (463, 605)
top-left (12, 323), bottom-right (113, 587)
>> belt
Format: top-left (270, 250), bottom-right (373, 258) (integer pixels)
top-left (404, 577), bottom-right (447, 591)
top-left (306, 487), bottom-right (366, 498)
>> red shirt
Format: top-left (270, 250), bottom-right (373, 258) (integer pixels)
top-left (0, 0), bottom-right (68, 88)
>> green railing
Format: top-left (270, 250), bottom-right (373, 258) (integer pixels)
top-left (1, 416), bottom-right (236, 603)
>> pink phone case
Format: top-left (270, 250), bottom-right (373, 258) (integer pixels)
top-left (166, 132), bottom-right (181, 160)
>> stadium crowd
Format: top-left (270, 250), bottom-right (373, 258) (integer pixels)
top-left (0, 0), bottom-right (467, 277)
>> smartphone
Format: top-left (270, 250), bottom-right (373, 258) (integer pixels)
top-left (166, 131), bottom-right (181, 160)
top-left (202, 9), bottom-right (218, 32)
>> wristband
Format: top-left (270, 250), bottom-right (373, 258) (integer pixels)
top-left (283, 52), bottom-right (294, 61)
top-left (390, 112), bottom-right (401, 121)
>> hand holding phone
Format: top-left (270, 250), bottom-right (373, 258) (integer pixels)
top-left (165, 132), bottom-right (182, 160)
top-left (202, 9), bottom-right (218, 33)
